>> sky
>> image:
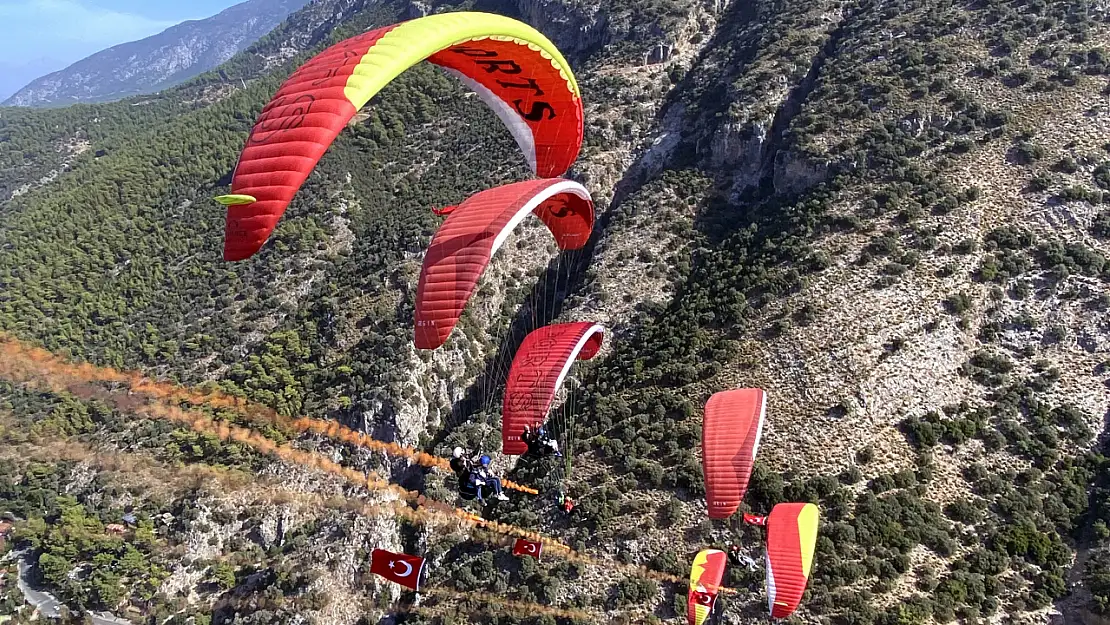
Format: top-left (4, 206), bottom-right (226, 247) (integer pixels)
top-left (0, 0), bottom-right (242, 100)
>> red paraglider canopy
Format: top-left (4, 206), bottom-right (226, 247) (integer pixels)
top-left (413, 178), bottom-right (594, 350)
top-left (765, 502), bottom-right (820, 618)
top-left (502, 321), bottom-right (604, 455)
top-left (702, 388), bottom-right (767, 519)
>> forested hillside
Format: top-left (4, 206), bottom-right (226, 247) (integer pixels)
top-left (1, 0), bottom-right (1110, 623)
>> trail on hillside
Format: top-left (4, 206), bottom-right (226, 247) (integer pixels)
top-left (0, 331), bottom-right (538, 493)
top-left (0, 335), bottom-right (694, 589)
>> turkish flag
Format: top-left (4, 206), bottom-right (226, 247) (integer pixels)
top-left (370, 548), bottom-right (426, 590)
top-left (512, 538), bottom-right (543, 560)
top-left (743, 513), bottom-right (767, 526)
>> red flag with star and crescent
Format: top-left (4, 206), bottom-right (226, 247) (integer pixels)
top-left (512, 538), bottom-right (543, 560)
top-left (744, 513), bottom-right (767, 526)
top-left (370, 548), bottom-right (426, 590)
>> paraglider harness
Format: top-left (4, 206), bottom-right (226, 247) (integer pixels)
top-left (470, 463), bottom-right (508, 504)
top-left (453, 452), bottom-right (507, 505)
top-left (727, 543), bottom-right (758, 571)
top-left (522, 424), bottom-right (561, 458)
top-left (458, 474), bottom-right (479, 501)
top-left (727, 544), bottom-right (743, 566)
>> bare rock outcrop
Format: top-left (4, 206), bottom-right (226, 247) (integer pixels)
top-left (709, 119), bottom-right (771, 191)
top-left (515, 0), bottom-right (609, 55)
top-left (645, 41), bottom-right (676, 64)
top-left (772, 149), bottom-right (831, 195)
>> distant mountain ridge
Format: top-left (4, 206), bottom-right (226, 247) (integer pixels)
top-left (2, 0), bottom-right (310, 108)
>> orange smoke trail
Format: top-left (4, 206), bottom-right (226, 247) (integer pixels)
top-left (0, 345), bottom-right (570, 550)
top-left (0, 416), bottom-right (555, 570)
top-left (0, 427), bottom-right (414, 528)
top-left (423, 587), bottom-right (599, 621)
top-left (0, 332), bottom-right (536, 494)
top-left (128, 400), bottom-right (689, 583)
top-left (2, 425), bottom-right (668, 621)
top-left (0, 333), bottom-right (693, 588)
top-left (289, 416), bottom-right (536, 494)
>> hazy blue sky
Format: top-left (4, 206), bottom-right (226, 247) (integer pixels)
top-left (0, 0), bottom-right (241, 99)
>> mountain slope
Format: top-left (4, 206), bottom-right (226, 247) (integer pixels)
top-left (1, 0), bottom-right (1110, 623)
top-left (0, 57), bottom-right (62, 104)
top-left (1, 0), bottom-right (311, 108)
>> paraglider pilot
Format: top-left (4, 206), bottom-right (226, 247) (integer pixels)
top-left (556, 488), bottom-right (575, 515)
top-left (522, 424), bottom-right (562, 457)
top-left (727, 544), bottom-right (743, 566)
top-left (727, 543), bottom-right (758, 570)
top-left (452, 447), bottom-right (480, 501)
top-left (471, 455), bottom-right (509, 504)
top-left (450, 447), bottom-right (472, 477)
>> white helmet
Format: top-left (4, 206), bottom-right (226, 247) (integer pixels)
top-left (453, 447), bottom-right (464, 458)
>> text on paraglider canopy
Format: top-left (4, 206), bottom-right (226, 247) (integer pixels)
top-left (248, 94), bottom-right (315, 144)
top-left (447, 45), bottom-right (558, 122)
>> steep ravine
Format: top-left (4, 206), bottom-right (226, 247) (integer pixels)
top-left (400, 0), bottom-right (723, 450)
top-left (759, 18), bottom-right (846, 194)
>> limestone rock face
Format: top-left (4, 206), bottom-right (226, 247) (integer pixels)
top-left (515, 0), bottom-right (609, 55)
top-left (646, 41), bottom-right (676, 64)
top-left (773, 149), bottom-right (830, 195)
top-left (709, 119), bottom-right (770, 191)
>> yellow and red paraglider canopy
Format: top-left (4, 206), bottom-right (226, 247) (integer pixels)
top-left (765, 502), bottom-right (819, 618)
top-left (688, 548), bottom-right (727, 625)
top-left (216, 11), bottom-right (584, 262)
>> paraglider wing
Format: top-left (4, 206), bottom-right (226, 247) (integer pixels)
top-left (765, 502), bottom-right (819, 618)
top-left (501, 321), bottom-right (604, 455)
top-left (702, 388), bottom-right (767, 519)
top-left (215, 11), bottom-right (584, 261)
top-left (414, 179), bottom-right (594, 350)
top-left (688, 548), bottom-right (727, 625)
